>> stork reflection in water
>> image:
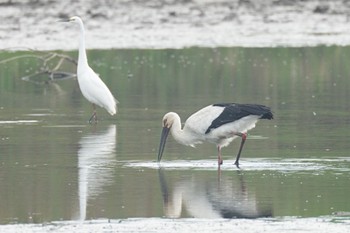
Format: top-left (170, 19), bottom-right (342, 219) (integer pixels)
top-left (158, 169), bottom-right (272, 218)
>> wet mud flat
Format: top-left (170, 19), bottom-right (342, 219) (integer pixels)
top-left (0, 217), bottom-right (350, 233)
top-left (2, 0), bottom-right (350, 50)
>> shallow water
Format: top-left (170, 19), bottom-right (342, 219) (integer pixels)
top-left (0, 47), bottom-right (349, 224)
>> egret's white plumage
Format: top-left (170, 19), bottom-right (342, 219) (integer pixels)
top-left (157, 103), bottom-right (273, 168)
top-left (64, 16), bottom-right (118, 122)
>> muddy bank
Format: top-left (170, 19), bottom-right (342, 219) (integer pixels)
top-left (1, 0), bottom-right (350, 50)
top-left (0, 217), bottom-right (349, 233)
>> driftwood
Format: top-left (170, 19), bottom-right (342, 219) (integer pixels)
top-left (0, 48), bottom-right (77, 85)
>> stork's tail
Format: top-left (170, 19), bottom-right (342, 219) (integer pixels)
top-left (260, 108), bottom-right (273, 120)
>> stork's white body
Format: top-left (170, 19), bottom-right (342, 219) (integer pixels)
top-left (175, 105), bottom-right (260, 148)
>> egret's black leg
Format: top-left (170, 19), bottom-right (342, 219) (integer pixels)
top-left (234, 133), bottom-right (247, 168)
top-left (88, 104), bottom-right (97, 124)
top-left (88, 112), bottom-right (96, 124)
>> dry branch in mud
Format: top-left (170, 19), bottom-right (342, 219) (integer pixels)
top-left (0, 48), bottom-right (77, 85)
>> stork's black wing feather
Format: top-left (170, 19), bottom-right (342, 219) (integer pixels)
top-left (205, 103), bottom-right (273, 134)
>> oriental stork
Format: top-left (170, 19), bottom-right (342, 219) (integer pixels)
top-left (157, 103), bottom-right (273, 168)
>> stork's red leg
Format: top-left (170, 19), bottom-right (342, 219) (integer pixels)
top-left (217, 146), bottom-right (223, 166)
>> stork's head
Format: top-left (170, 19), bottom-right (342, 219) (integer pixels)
top-left (157, 112), bottom-right (178, 162)
top-left (162, 112), bottom-right (178, 128)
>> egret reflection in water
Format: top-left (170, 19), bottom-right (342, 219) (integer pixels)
top-left (76, 125), bottom-right (117, 221)
top-left (158, 169), bottom-right (272, 219)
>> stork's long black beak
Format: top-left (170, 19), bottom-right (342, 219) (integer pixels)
top-left (157, 126), bottom-right (170, 162)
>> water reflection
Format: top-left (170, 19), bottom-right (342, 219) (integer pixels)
top-left (76, 125), bottom-right (117, 221)
top-left (1, 46), bottom-right (350, 223)
top-left (158, 169), bottom-right (272, 219)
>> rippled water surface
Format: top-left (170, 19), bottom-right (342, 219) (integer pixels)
top-left (0, 47), bottom-right (349, 224)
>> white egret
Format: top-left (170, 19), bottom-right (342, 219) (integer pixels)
top-left (60, 16), bottom-right (118, 123)
top-left (157, 103), bottom-right (273, 168)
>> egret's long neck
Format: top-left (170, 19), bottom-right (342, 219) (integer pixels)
top-left (77, 20), bottom-right (88, 70)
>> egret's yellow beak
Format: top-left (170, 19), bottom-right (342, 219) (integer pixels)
top-left (58, 18), bottom-right (68, 22)
top-left (57, 17), bottom-right (73, 22)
